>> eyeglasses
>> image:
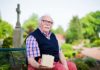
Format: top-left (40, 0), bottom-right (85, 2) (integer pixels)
top-left (42, 20), bottom-right (53, 24)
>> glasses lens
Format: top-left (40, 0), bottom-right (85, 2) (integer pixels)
top-left (42, 20), bottom-right (53, 24)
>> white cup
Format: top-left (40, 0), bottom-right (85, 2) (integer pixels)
top-left (41, 54), bottom-right (54, 67)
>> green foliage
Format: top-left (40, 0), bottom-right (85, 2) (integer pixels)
top-left (73, 57), bottom-right (97, 70)
top-left (72, 40), bottom-right (82, 45)
top-left (73, 58), bottom-right (83, 63)
top-left (61, 43), bottom-right (75, 58)
top-left (63, 51), bottom-right (73, 58)
top-left (22, 13), bottom-right (38, 34)
top-left (52, 25), bottom-right (65, 35)
top-left (83, 58), bottom-right (96, 67)
top-left (80, 11), bottom-right (100, 42)
top-left (84, 39), bottom-right (100, 47)
top-left (92, 39), bottom-right (100, 47)
top-left (75, 62), bottom-right (89, 70)
top-left (73, 58), bottom-right (89, 70)
top-left (0, 64), bottom-right (10, 70)
top-left (61, 43), bottom-right (73, 50)
top-left (65, 16), bottom-right (83, 43)
top-left (0, 52), bottom-right (10, 70)
top-left (0, 51), bottom-right (26, 70)
top-left (2, 37), bottom-right (12, 48)
top-left (0, 50), bottom-right (26, 70)
top-left (65, 11), bottom-right (100, 44)
top-left (0, 19), bottom-right (13, 39)
top-left (0, 52), bottom-right (10, 66)
top-left (84, 43), bottom-right (91, 48)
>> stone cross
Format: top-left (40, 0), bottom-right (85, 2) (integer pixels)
top-left (16, 4), bottom-right (21, 28)
top-left (13, 4), bottom-right (23, 48)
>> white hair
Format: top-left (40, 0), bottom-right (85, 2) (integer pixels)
top-left (38, 14), bottom-right (53, 28)
top-left (38, 14), bottom-right (53, 24)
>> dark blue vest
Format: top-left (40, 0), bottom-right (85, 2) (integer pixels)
top-left (29, 28), bottom-right (60, 62)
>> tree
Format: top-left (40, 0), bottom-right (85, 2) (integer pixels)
top-left (52, 25), bottom-right (65, 35)
top-left (65, 16), bottom-right (83, 43)
top-left (80, 11), bottom-right (100, 42)
top-left (0, 19), bottom-right (13, 39)
top-left (22, 13), bottom-right (38, 34)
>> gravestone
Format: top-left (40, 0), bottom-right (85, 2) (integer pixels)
top-left (13, 4), bottom-right (23, 48)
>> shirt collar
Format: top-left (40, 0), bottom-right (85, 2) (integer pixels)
top-left (38, 27), bottom-right (51, 39)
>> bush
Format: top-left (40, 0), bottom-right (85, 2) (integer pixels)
top-left (92, 39), bottom-right (100, 47)
top-left (0, 52), bottom-right (10, 66)
top-left (64, 51), bottom-right (73, 58)
top-left (73, 57), bottom-right (97, 70)
top-left (83, 39), bottom-right (92, 48)
top-left (73, 58), bottom-right (83, 63)
top-left (75, 62), bottom-right (89, 70)
top-left (73, 58), bottom-right (89, 70)
top-left (61, 43), bottom-right (75, 58)
top-left (84, 43), bottom-right (91, 48)
top-left (83, 57), bottom-right (96, 67)
top-left (0, 64), bottom-right (10, 70)
top-left (2, 37), bottom-right (12, 48)
top-left (61, 43), bottom-right (73, 51)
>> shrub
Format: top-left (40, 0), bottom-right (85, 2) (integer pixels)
top-left (0, 52), bottom-right (10, 66)
top-left (61, 43), bottom-right (73, 51)
top-left (73, 58), bottom-right (89, 70)
top-left (75, 62), bottom-right (89, 70)
top-left (72, 40), bottom-right (81, 45)
top-left (84, 43), bottom-right (91, 48)
top-left (0, 64), bottom-right (10, 70)
top-left (73, 57), bottom-right (98, 70)
top-left (2, 37), bottom-right (12, 48)
top-left (61, 43), bottom-right (75, 58)
top-left (73, 58), bottom-right (83, 63)
top-left (64, 51), bottom-right (73, 58)
top-left (83, 57), bottom-right (96, 67)
top-left (92, 39), bottom-right (100, 47)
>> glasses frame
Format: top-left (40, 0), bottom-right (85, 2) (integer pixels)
top-left (42, 20), bottom-right (53, 24)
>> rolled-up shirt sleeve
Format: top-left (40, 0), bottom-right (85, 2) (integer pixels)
top-left (26, 35), bottom-right (40, 58)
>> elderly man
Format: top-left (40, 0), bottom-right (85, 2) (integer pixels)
top-left (26, 15), bottom-right (77, 70)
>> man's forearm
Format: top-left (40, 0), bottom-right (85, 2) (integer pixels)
top-left (28, 57), bottom-right (40, 68)
top-left (59, 51), bottom-right (66, 64)
top-left (59, 51), bottom-right (69, 70)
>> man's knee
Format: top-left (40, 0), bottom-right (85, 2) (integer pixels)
top-left (28, 64), bottom-right (36, 70)
top-left (67, 61), bottom-right (77, 70)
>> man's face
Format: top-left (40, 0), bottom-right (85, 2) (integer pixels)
top-left (40, 16), bottom-right (53, 32)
